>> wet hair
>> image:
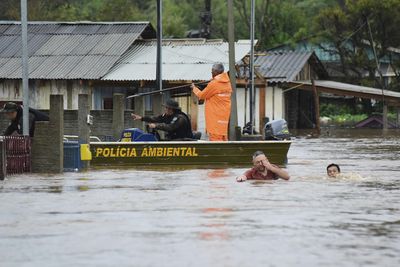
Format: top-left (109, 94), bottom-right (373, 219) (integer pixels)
top-left (212, 63), bottom-right (224, 74)
top-left (327, 163), bottom-right (340, 173)
top-left (252, 150), bottom-right (265, 160)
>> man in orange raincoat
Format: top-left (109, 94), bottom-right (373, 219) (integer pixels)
top-left (191, 63), bottom-right (232, 141)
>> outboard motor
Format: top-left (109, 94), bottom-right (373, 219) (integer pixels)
top-left (264, 119), bottom-right (291, 140)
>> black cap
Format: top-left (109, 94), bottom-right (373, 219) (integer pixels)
top-left (163, 99), bottom-right (181, 111)
top-left (1, 102), bottom-right (18, 113)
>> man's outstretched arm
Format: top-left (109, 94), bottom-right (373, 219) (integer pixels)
top-left (264, 161), bottom-right (290, 180)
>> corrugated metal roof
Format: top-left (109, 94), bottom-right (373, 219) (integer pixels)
top-left (0, 35), bottom-right (17, 54)
top-left (0, 25), bottom-right (10, 34)
top-left (0, 21), bottom-right (155, 80)
top-left (255, 51), bottom-right (314, 83)
top-left (102, 39), bottom-right (251, 81)
top-left (10, 56), bottom-right (47, 79)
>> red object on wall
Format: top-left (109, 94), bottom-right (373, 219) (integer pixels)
top-left (4, 136), bottom-right (31, 175)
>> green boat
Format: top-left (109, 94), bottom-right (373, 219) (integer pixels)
top-left (90, 140), bottom-right (291, 167)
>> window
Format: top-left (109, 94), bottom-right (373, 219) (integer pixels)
top-left (103, 98), bottom-right (113, 110)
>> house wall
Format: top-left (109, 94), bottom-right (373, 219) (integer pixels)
top-left (265, 86), bottom-right (285, 121)
top-left (234, 87), bottom-right (261, 132)
top-left (0, 79), bottom-right (89, 109)
top-left (0, 79), bottom-right (142, 111)
top-left (197, 103), bottom-right (206, 137)
top-left (93, 85), bottom-right (138, 110)
top-left (0, 109), bottom-right (136, 141)
top-left (285, 89), bottom-right (316, 129)
top-left (236, 87), bottom-right (248, 130)
top-left (282, 61), bottom-right (321, 129)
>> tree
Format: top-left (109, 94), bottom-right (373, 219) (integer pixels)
top-left (313, 0), bottom-right (400, 91)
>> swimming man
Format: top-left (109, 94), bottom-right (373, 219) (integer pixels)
top-left (236, 151), bottom-right (290, 182)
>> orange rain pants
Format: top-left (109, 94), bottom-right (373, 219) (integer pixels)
top-left (209, 133), bottom-right (228, 141)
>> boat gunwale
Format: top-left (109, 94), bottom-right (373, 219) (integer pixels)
top-left (91, 140), bottom-right (292, 145)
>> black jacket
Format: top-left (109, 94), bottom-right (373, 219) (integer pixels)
top-left (142, 111), bottom-right (193, 140)
top-left (4, 107), bottom-right (49, 137)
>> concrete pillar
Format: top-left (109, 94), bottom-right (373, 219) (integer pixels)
top-left (78, 94), bottom-right (90, 170)
top-left (383, 103), bottom-right (388, 130)
top-left (397, 107), bottom-right (400, 127)
top-left (67, 81), bottom-right (73, 109)
top-left (50, 95), bottom-right (64, 172)
top-left (32, 95), bottom-right (64, 173)
top-left (112, 93), bottom-right (125, 140)
top-left (0, 138), bottom-right (6, 180)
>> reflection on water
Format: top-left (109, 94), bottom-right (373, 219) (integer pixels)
top-left (0, 130), bottom-right (399, 266)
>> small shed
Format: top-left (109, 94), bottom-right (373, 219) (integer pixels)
top-left (355, 115), bottom-right (397, 129)
top-left (248, 51), bottom-right (400, 130)
top-left (242, 51), bottom-right (328, 130)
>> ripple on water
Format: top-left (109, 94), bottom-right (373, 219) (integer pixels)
top-left (0, 135), bottom-right (399, 266)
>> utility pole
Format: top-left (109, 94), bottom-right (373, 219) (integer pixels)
top-left (21, 0), bottom-right (29, 136)
top-left (366, 17), bottom-right (387, 130)
top-left (228, 0), bottom-right (238, 140)
top-left (156, 0), bottom-right (163, 93)
top-left (154, 0), bottom-right (166, 115)
top-left (249, 0), bottom-right (256, 134)
top-left (200, 0), bottom-right (212, 38)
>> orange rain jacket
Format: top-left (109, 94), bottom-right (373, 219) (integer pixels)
top-left (193, 72), bottom-right (232, 136)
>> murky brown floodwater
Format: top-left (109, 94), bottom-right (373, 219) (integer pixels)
top-left (1, 130), bottom-right (399, 267)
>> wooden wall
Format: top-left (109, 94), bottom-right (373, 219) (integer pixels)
top-left (0, 79), bottom-right (89, 109)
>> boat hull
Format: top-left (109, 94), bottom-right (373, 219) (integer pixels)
top-left (89, 141), bottom-right (291, 167)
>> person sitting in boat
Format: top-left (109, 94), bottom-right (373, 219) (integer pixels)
top-left (327, 163), bottom-right (341, 178)
top-left (236, 151), bottom-right (290, 182)
top-left (191, 63), bottom-right (231, 141)
top-left (131, 99), bottom-right (193, 141)
top-left (1, 102), bottom-right (49, 137)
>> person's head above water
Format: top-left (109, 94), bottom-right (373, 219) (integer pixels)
top-left (252, 151), bottom-right (269, 171)
top-left (211, 62), bottom-right (224, 78)
top-left (327, 163), bottom-right (341, 177)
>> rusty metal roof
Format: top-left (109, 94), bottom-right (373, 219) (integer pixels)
top-left (255, 51), bottom-right (327, 83)
top-left (0, 21), bottom-right (155, 80)
top-left (102, 39), bottom-right (252, 81)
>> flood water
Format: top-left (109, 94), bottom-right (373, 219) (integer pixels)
top-left (1, 130), bottom-right (399, 267)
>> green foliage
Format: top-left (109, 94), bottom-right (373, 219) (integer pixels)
top-left (320, 103), bottom-right (354, 117)
top-left (313, 0), bottom-right (400, 90)
top-left (2, 0), bottom-right (400, 91)
top-left (329, 114), bottom-right (368, 126)
top-left (0, 0), bottom-right (337, 47)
